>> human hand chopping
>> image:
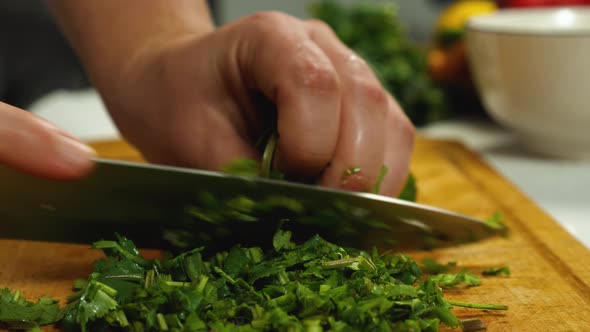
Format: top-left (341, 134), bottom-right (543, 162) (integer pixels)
top-left (0, 1), bottom-right (415, 197)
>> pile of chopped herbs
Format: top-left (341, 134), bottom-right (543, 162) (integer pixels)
top-left (1, 228), bottom-right (507, 331)
top-left (310, 1), bottom-right (450, 125)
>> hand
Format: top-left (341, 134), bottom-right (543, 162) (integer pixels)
top-left (0, 101), bottom-right (95, 179)
top-left (97, 12), bottom-right (416, 196)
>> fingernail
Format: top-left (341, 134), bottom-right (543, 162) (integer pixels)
top-left (55, 135), bottom-right (96, 167)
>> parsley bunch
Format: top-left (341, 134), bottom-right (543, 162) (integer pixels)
top-left (310, 1), bottom-right (450, 125)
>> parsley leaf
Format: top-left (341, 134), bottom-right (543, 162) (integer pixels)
top-left (485, 211), bottom-right (505, 230)
top-left (420, 258), bottom-right (457, 275)
top-left (344, 167), bottom-right (361, 176)
top-left (372, 165), bottom-right (388, 194)
top-left (482, 266), bottom-right (511, 276)
top-left (431, 269), bottom-right (482, 288)
top-left (221, 159), bottom-right (260, 177)
top-left (399, 173), bottom-right (417, 202)
top-left (0, 288), bottom-right (60, 330)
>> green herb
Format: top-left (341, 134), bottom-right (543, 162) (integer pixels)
top-left (342, 167), bottom-right (362, 183)
top-left (372, 165), bottom-right (388, 194)
top-left (0, 288), bottom-right (61, 330)
top-left (166, 157), bottom-right (432, 252)
top-left (310, 1), bottom-right (449, 125)
top-left (2, 229), bottom-right (507, 331)
top-left (221, 128), bottom-right (282, 180)
top-left (58, 231), bottom-right (506, 331)
top-left (447, 300), bottom-right (508, 311)
top-left (260, 131), bottom-right (278, 179)
top-left (221, 159), bottom-right (260, 177)
top-left (482, 266), bottom-right (511, 276)
top-left (485, 211), bottom-right (505, 230)
top-left (431, 269), bottom-right (482, 288)
top-left (344, 167), bottom-right (361, 176)
top-left (420, 258), bottom-right (457, 275)
top-left (399, 173), bottom-right (417, 201)
top-left (164, 189), bottom-right (407, 252)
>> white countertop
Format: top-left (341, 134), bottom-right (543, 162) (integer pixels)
top-left (31, 89), bottom-right (590, 248)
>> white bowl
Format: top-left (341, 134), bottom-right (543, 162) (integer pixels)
top-left (466, 7), bottom-right (590, 158)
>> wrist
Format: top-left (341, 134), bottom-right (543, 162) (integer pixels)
top-left (94, 21), bottom-right (215, 94)
top-left (48, 0), bottom-right (215, 97)
top-left (89, 26), bottom-right (217, 149)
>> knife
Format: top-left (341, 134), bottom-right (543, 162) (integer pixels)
top-left (0, 159), bottom-right (505, 249)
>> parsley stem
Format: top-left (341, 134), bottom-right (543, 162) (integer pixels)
top-left (157, 313), bottom-right (169, 331)
top-left (164, 281), bottom-right (190, 288)
top-left (103, 274), bottom-right (143, 281)
top-left (12, 290), bottom-right (20, 302)
top-left (196, 276), bottom-right (209, 294)
top-left (447, 300), bottom-right (508, 311)
top-left (322, 257), bottom-right (377, 272)
top-left (372, 165), bottom-right (388, 194)
top-left (260, 130), bottom-right (278, 178)
top-left (115, 311), bottom-right (130, 327)
top-left (214, 267), bottom-right (236, 284)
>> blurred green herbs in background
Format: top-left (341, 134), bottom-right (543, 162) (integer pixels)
top-left (310, 1), bottom-right (450, 126)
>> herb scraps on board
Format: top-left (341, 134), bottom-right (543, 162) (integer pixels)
top-left (1, 229), bottom-right (508, 332)
top-left (482, 266), bottom-right (511, 277)
top-left (420, 258), bottom-right (457, 275)
top-left (484, 212), bottom-right (505, 230)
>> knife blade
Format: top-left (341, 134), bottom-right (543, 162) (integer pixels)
top-left (0, 158), bottom-right (505, 249)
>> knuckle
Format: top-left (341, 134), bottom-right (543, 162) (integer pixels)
top-left (246, 11), bottom-right (291, 30)
top-left (292, 54), bottom-right (340, 92)
top-left (307, 19), bottom-right (336, 35)
top-left (350, 78), bottom-right (389, 106)
top-left (278, 141), bottom-right (332, 176)
top-left (294, 147), bottom-right (331, 168)
top-left (38, 128), bottom-right (56, 145)
top-left (348, 55), bottom-right (372, 73)
top-left (24, 118), bottom-right (54, 144)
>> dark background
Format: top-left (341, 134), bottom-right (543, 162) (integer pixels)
top-left (0, 0), bottom-right (448, 109)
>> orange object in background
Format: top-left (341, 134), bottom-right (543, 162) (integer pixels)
top-left (428, 0), bottom-right (497, 86)
top-left (427, 0), bottom-right (498, 116)
top-left (429, 39), bottom-right (470, 85)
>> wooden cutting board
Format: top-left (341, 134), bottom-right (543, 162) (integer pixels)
top-left (1, 138), bottom-right (589, 331)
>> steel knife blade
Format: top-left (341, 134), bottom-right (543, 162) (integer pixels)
top-left (0, 159), bottom-right (505, 248)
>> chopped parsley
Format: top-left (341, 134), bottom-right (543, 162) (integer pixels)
top-left (1, 229), bottom-right (507, 331)
top-left (482, 266), bottom-right (511, 277)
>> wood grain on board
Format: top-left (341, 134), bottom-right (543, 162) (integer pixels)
top-left (1, 138), bottom-right (589, 331)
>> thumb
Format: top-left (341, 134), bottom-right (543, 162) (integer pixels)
top-left (0, 102), bottom-right (95, 179)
